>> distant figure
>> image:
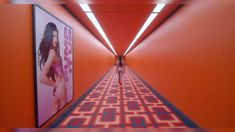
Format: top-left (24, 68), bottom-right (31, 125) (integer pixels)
top-left (116, 56), bottom-right (125, 86)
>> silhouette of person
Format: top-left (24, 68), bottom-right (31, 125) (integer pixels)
top-left (116, 56), bottom-right (125, 86)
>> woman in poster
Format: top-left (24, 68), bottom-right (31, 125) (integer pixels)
top-left (38, 22), bottom-right (67, 113)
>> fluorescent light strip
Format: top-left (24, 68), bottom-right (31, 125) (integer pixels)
top-left (124, 4), bottom-right (165, 56)
top-left (79, 4), bottom-right (117, 56)
top-left (80, 4), bottom-right (91, 12)
top-left (153, 4), bottom-right (166, 13)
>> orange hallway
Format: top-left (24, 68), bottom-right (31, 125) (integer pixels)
top-left (0, 0), bottom-right (235, 128)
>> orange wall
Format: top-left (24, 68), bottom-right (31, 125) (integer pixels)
top-left (126, 1), bottom-right (235, 127)
top-left (0, 4), bottom-right (114, 127)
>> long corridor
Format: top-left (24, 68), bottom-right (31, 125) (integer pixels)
top-left (1, 1), bottom-right (234, 128)
top-left (50, 67), bottom-right (197, 128)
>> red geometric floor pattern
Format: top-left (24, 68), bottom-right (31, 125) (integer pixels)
top-left (56, 67), bottom-right (188, 128)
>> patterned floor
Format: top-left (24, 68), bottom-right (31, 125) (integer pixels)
top-left (50, 67), bottom-right (197, 128)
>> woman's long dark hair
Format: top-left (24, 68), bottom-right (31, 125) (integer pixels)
top-left (38, 22), bottom-right (60, 82)
top-left (118, 56), bottom-right (123, 67)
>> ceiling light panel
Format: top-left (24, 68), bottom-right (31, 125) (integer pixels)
top-left (79, 4), bottom-right (117, 56)
top-left (124, 4), bottom-right (166, 56)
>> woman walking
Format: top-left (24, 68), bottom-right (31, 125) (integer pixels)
top-left (116, 56), bottom-right (125, 86)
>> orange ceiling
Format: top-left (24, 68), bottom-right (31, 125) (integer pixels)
top-left (65, 0), bottom-right (182, 56)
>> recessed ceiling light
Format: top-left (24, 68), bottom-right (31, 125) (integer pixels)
top-left (79, 4), bottom-right (117, 56)
top-left (124, 14), bottom-right (158, 56)
top-left (124, 4), bottom-right (166, 56)
top-left (153, 4), bottom-right (166, 13)
top-left (79, 4), bottom-right (91, 12)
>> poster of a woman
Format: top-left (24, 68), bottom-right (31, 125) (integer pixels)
top-left (38, 22), bottom-right (67, 113)
top-left (33, 5), bottom-right (73, 127)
